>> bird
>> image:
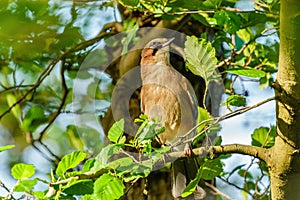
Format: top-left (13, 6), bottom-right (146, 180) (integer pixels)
top-left (140, 38), bottom-right (207, 199)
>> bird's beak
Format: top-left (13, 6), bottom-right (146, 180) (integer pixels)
top-left (161, 37), bottom-right (175, 47)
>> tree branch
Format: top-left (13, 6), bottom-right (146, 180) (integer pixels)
top-left (209, 144), bottom-right (270, 163)
top-left (172, 96), bottom-right (275, 147)
top-left (205, 182), bottom-right (231, 200)
top-left (38, 61), bottom-right (69, 141)
top-left (0, 22), bottom-right (119, 121)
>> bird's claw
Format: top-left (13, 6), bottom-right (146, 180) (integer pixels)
top-left (184, 144), bottom-right (192, 157)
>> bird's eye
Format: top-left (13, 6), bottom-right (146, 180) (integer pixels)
top-left (150, 41), bottom-right (161, 48)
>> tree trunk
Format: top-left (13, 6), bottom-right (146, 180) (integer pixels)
top-left (271, 0), bottom-right (300, 199)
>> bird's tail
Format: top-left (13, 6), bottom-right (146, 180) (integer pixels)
top-left (171, 157), bottom-right (208, 200)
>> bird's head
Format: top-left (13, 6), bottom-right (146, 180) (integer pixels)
top-left (141, 37), bottom-right (175, 65)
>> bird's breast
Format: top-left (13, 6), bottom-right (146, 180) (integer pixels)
top-left (140, 63), bottom-right (198, 145)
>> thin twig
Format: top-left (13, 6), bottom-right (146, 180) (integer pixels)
top-left (203, 85), bottom-right (209, 110)
top-left (161, 7), bottom-right (268, 16)
top-left (119, 148), bottom-right (140, 163)
top-left (218, 176), bottom-right (253, 197)
top-left (205, 181), bottom-right (231, 200)
top-left (123, 178), bottom-right (141, 197)
top-left (31, 142), bottom-right (57, 162)
top-left (0, 181), bottom-right (16, 200)
top-left (0, 23), bottom-right (118, 121)
top-left (38, 61), bottom-right (69, 141)
top-left (173, 96), bottom-right (275, 148)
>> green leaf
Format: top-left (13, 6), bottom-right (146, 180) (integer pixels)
top-left (63, 180), bottom-right (94, 195)
top-left (182, 158), bottom-right (223, 197)
top-left (214, 10), bottom-right (241, 34)
top-left (108, 119), bottom-right (124, 143)
top-left (106, 157), bottom-right (133, 170)
top-left (200, 158), bottom-right (223, 180)
top-left (204, 0), bottom-right (222, 9)
top-left (83, 158), bottom-right (96, 172)
top-left (121, 19), bottom-right (139, 55)
top-left (6, 94), bottom-right (21, 122)
top-left (182, 173), bottom-right (200, 198)
top-left (22, 106), bottom-right (48, 132)
top-left (110, 158), bottom-right (152, 182)
top-left (226, 94), bottom-right (246, 107)
top-left (11, 163), bottom-right (35, 180)
top-left (136, 119), bottom-right (159, 142)
top-left (226, 67), bottom-right (266, 78)
top-left (0, 145), bottom-right (15, 152)
top-left (91, 144), bottom-right (123, 172)
top-left (56, 151), bottom-right (87, 178)
top-left (118, 0), bottom-right (139, 6)
top-left (66, 125), bottom-right (84, 151)
top-left (93, 174), bottom-right (125, 199)
top-left (123, 162), bottom-right (152, 182)
top-left (212, 136), bottom-right (222, 146)
top-left (237, 28), bottom-right (253, 42)
top-left (251, 126), bottom-right (276, 148)
top-left (228, 164), bottom-right (246, 177)
top-left (238, 169), bottom-right (253, 180)
top-left (197, 107), bottom-right (211, 132)
top-left (191, 14), bottom-right (210, 27)
top-left (14, 179), bottom-right (37, 192)
top-left (32, 191), bottom-right (46, 199)
top-left (184, 36), bottom-right (219, 85)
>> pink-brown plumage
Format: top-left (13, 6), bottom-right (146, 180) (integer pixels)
top-left (140, 38), bottom-right (206, 199)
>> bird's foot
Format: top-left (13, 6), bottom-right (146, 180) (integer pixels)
top-left (184, 144), bottom-right (192, 157)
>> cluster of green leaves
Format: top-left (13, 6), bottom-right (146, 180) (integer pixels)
top-left (126, 0), bottom-right (279, 109)
top-left (0, 0), bottom-right (114, 158)
top-left (1, 113), bottom-right (227, 199)
top-left (0, 0), bottom-right (281, 199)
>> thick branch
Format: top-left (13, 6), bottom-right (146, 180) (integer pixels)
top-left (46, 143), bottom-right (270, 197)
top-left (209, 144), bottom-right (270, 163)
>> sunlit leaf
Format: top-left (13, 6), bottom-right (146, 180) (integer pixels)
top-left (181, 173), bottom-right (199, 198)
top-left (91, 144), bottom-right (123, 172)
top-left (226, 67), bottom-right (266, 78)
top-left (83, 158), bottom-right (96, 172)
top-left (6, 94), bottom-right (21, 122)
top-left (11, 163), bottom-right (35, 180)
top-left (118, 0), bottom-right (139, 7)
top-left (14, 179), bottom-right (37, 192)
top-left (108, 119), bottom-right (124, 143)
top-left (0, 145), bottom-right (15, 152)
top-left (200, 158), bottom-right (223, 180)
top-left (93, 173), bottom-right (125, 199)
top-left (237, 28), bottom-right (253, 42)
top-left (197, 107), bottom-right (211, 132)
top-left (251, 126), bottom-right (276, 148)
top-left (56, 151), bottom-right (87, 178)
top-left (106, 157), bottom-right (133, 170)
top-left (121, 19), bottom-right (139, 55)
top-left (184, 36), bottom-right (219, 85)
top-left (122, 162), bottom-right (152, 182)
top-left (182, 158), bottom-right (223, 197)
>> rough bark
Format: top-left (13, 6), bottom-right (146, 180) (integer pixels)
top-left (270, 0), bottom-right (300, 199)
